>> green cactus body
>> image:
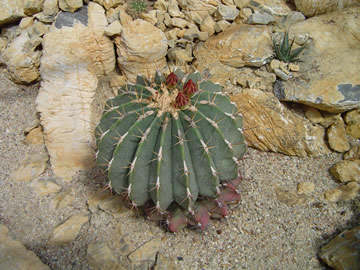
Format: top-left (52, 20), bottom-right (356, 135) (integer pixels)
top-left (95, 70), bottom-right (247, 228)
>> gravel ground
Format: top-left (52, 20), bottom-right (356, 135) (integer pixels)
top-left (0, 67), bottom-right (358, 270)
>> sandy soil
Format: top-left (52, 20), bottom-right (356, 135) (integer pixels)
top-left (0, 67), bottom-right (358, 270)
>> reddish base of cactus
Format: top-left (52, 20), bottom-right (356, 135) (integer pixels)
top-left (143, 176), bottom-right (243, 233)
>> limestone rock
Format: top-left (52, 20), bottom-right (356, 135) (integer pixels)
top-left (200, 15), bottom-right (216, 36)
top-left (274, 186), bottom-right (306, 206)
top-left (36, 4), bottom-right (115, 181)
top-left (324, 182), bottom-right (360, 202)
top-left (248, 0), bottom-right (292, 16)
top-left (168, 47), bottom-right (193, 66)
top-left (344, 145), bottom-right (360, 160)
top-left (171, 17), bottom-right (188, 29)
top-left (0, 31), bottom-right (41, 84)
top-left (12, 151), bottom-right (49, 182)
top-left (114, 19), bottom-right (168, 81)
top-left (43, 0), bottom-right (59, 17)
top-left (168, 2), bottom-right (184, 18)
top-left (128, 238), bottom-right (162, 263)
top-left (297, 182), bottom-right (315, 194)
top-left (320, 226), bottom-right (360, 270)
top-left (31, 178), bottom-right (62, 196)
top-left (295, 0), bottom-right (359, 17)
top-left (105, 20), bottom-right (123, 36)
top-left (178, 0), bottom-right (218, 24)
top-left (59, 0), bottom-right (83, 12)
top-left (274, 8), bottom-right (360, 113)
top-left (154, 253), bottom-right (177, 270)
top-left (93, 0), bottom-right (123, 10)
top-left (214, 20), bottom-right (231, 33)
top-left (87, 242), bottom-right (125, 270)
top-left (50, 188), bottom-right (75, 210)
top-left (344, 109), bottom-right (360, 139)
top-left (98, 196), bottom-right (130, 218)
top-left (215, 4), bottom-right (239, 21)
top-left (327, 120), bottom-right (351, 153)
top-left (49, 215), bottom-right (89, 244)
top-left (330, 160), bottom-right (360, 183)
top-left (234, 0), bottom-right (249, 9)
top-left (139, 11), bottom-right (158, 25)
top-left (87, 191), bottom-right (112, 213)
top-left (193, 24), bottom-right (273, 71)
top-left (183, 24), bottom-right (201, 40)
top-left (0, 0), bottom-right (25, 25)
top-left (231, 89), bottom-right (331, 157)
top-left (0, 224), bottom-right (49, 270)
top-left (25, 126), bottom-right (44, 145)
top-left (24, 0), bottom-right (44, 16)
top-left (304, 107), bottom-right (341, 128)
top-left (247, 11), bottom-right (275, 25)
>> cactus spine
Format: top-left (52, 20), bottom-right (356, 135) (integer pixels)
top-left (95, 69), bottom-right (247, 231)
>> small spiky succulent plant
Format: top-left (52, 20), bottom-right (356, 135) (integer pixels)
top-left (95, 70), bottom-right (247, 232)
top-left (126, 0), bottom-right (149, 19)
top-left (273, 31), bottom-right (306, 63)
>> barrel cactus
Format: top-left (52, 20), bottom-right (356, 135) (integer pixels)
top-left (95, 69), bottom-right (247, 232)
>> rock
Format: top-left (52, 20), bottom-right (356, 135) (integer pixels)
top-left (231, 89), bottom-right (331, 157)
top-left (128, 238), bottom-right (162, 263)
top-left (24, 0), bottom-right (44, 16)
top-left (282, 11), bottom-right (306, 28)
top-left (98, 196), bottom-right (131, 218)
top-left (330, 160), bottom-right (360, 183)
top-left (114, 19), bottom-right (168, 81)
top-left (324, 182), bottom-right (360, 202)
top-left (93, 0), bottom-right (123, 10)
top-left (168, 2), bottom-right (184, 18)
top-left (274, 186), bottom-right (306, 206)
top-left (119, 7), bottom-right (133, 26)
top-left (50, 188), bottom-right (75, 210)
top-left (229, 67), bottom-right (275, 91)
top-left (154, 0), bottom-right (169, 11)
top-left (43, 0), bottom-right (59, 17)
top-left (87, 242), bottom-right (125, 270)
top-left (19, 17), bottom-right (34, 30)
top-left (171, 17), bottom-right (188, 29)
top-left (344, 109), bottom-right (360, 139)
top-left (214, 20), bottom-right (231, 33)
top-left (247, 11), bottom-right (275, 25)
top-left (0, 31), bottom-right (41, 84)
top-left (294, 0), bottom-right (359, 17)
top-left (234, 0), bottom-right (249, 9)
top-left (0, 37), bottom-right (8, 52)
top-left (154, 253), bottom-right (177, 270)
top-left (327, 120), bottom-right (351, 152)
top-left (344, 145), bottom-right (360, 160)
top-left (0, 224), bottom-right (49, 270)
top-left (25, 126), bottom-right (44, 145)
top-left (36, 4), bottom-right (115, 181)
top-left (274, 8), bottom-right (360, 113)
top-left (48, 215), bottom-right (89, 244)
top-left (193, 24), bottom-right (273, 71)
top-left (198, 31), bottom-right (209, 41)
top-left (178, 0), bottom-right (218, 24)
top-left (248, 0), bottom-right (291, 16)
top-left (319, 226), bottom-right (360, 270)
top-left (12, 151), bottom-right (49, 182)
top-left (105, 20), bottom-right (123, 36)
top-left (304, 107), bottom-right (341, 128)
top-left (0, 0), bottom-right (25, 25)
top-left (139, 11), bottom-right (158, 25)
top-left (200, 15), bottom-right (216, 36)
top-left (87, 191), bottom-right (112, 213)
top-left (59, 0), bottom-right (83, 12)
top-left (168, 47), bottom-right (193, 66)
top-left (27, 21), bottom-right (49, 37)
top-left (297, 182), bottom-right (315, 194)
top-left (183, 24), bottom-right (201, 40)
top-left (215, 4), bottom-right (239, 21)
top-left (31, 178), bottom-right (62, 196)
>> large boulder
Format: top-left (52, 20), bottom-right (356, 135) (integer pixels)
top-left (274, 7), bottom-right (360, 113)
top-left (36, 3), bottom-right (115, 181)
top-left (0, 0), bottom-right (25, 25)
top-left (295, 0), bottom-right (360, 17)
top-left (231, 89), bottom-right (330, 157)
top-left (193, 24), bottom-right (273, 71)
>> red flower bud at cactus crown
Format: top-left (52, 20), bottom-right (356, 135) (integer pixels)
top-left (165, 72), bottom-right (179, 88)
top-left (175, 91), bottom-right (189, 108)
top-left (183, 79), bottom-right (197, 96)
